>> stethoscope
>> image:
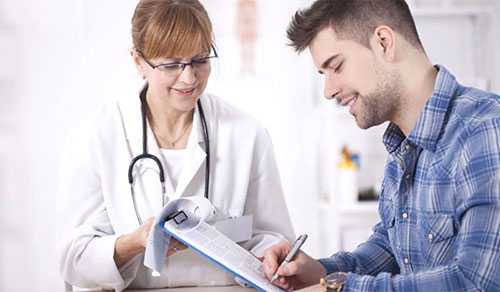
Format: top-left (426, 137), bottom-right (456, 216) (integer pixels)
top-left (127, 84), bottom-right (210, 225)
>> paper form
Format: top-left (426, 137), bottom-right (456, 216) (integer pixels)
top-left (164, 211), bottom-right (283, 292)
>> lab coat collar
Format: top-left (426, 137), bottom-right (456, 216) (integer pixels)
top-left (175, 100), bottom-right (208, 198)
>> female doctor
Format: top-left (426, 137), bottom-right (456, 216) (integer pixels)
top-left (57, 0), bottom-right (294, 290)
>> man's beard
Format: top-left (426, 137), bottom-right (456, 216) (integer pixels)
top-left (354, 69), bottom-right (401, 129)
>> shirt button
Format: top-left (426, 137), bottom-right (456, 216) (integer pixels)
top-left (402, 212), bottom-right (408, 219)
top-left (428, 233), bottom-right (434, 241)
top-left (404, 258), bottom-right (409, 264)
top-left (405, 174), bottom-right (411, 180)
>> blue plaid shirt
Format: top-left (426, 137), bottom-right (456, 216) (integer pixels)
top-left (319, 66), bottom-right (500, 291)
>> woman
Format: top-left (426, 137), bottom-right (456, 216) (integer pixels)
top-left (57, 0), bottom-right (294, 290)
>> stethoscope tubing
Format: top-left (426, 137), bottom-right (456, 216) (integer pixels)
top-left (127, 84), bottom-right (210, 225)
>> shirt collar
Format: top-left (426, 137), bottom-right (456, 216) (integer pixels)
top-left (383, 65), bottom-right (458, 153)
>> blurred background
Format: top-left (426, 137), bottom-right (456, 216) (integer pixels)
top-left (1, 0), bottom-right (499, 291)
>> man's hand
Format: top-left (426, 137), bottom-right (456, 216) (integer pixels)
top-left (262, 241), bottom-right (327, 290)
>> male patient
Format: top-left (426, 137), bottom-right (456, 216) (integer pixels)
top-left (263, 0), bottom-right (500, 291)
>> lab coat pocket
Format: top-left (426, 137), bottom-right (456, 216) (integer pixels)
top-left (214, 215), bottom-right (253, 243)
top-left (420, 213), bottom-right (457, 267)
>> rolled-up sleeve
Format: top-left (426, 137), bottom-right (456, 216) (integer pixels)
top-left (319, 221), bottom-right (400, 276)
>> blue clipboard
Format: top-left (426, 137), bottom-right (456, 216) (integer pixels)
top-left (162, 210), bottom-right (283, 292)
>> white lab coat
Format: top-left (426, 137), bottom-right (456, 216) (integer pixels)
top-left (57, 92), bottom-right (295, 291)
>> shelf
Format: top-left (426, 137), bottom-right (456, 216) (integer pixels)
top-left (340, 201), bottom-right (379, 213)
top-left (316, 201), bottom-right (379, 214)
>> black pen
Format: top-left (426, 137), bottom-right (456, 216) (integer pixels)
top-left (270, 234), bottom-right (308, 283)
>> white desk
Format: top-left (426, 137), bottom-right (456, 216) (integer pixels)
top-left (125, 285), bottom-right (320, 292)
top-left (125, 286), bottom-right (254, 292)
top-left (125, 285), bottom-right (320, 291)
top-left (84, 284), bottom-right (322, 291)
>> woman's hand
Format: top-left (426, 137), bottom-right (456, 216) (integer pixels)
top-left (166, 238), bottom-right (188, 256)
top-left (114, 217), bottom-right (188, 268)
top-left (114, 217), bottom-right (155, 268)
top-left (136, 218), bottom-right (187, 256)
top-left (136, 217), bottom-right (155, 247)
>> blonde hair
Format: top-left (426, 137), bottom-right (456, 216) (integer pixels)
top-left (131, 0), bottom-right (214, 59)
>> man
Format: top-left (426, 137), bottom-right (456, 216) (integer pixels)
top-left (263, 0), bottom-right (500, 291)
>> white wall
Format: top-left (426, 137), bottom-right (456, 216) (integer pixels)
top-left (0, 1), bottom-right (138, 291)
top-left (1, 0), bottom-right (499, 291)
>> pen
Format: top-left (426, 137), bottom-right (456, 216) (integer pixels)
top-left (270, 234), bottom-right (308, 283)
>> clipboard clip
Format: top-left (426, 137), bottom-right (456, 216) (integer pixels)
top-left (166, 210), bottom-right (188, 225)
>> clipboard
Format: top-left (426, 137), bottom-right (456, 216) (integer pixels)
top-left (163, 210), bottom-right (284, 292)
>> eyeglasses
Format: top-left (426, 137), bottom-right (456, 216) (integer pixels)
top-left (138, 46), bottom-right (218, 77)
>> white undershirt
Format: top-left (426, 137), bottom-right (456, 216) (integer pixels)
top-left (159, 148), bottom-right (188, 190)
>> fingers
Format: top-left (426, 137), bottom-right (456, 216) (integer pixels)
top-left (268, 260), bottom-right (299, 290)
top-left (262, 243), bottom-right (316, 290)
top-left (273, 270), bottom-right (309, 291)
top-left (166, 238), bottom-right (188, 256)
top-left (171, 238), bottom-right (187, 249)
top-left (166, 248), bottom-right (177, 257)
top-left (262, 241), bottom-right (291, 279)
top-left (262, 250), bottom-right (280, 278)
top-left (143, 217), bottom-right (155, 234)
top-left (137, 217), bottom-right (155, 248)
top-left (273, 276), bottom-right (291, 290)
top-left (277, 260), bottom-right (300, 277)
top-left (144, 217), bottom-right (155, 227)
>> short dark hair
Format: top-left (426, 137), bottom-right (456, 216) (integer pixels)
top-left (287, 0), bottom-right (423, 52)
